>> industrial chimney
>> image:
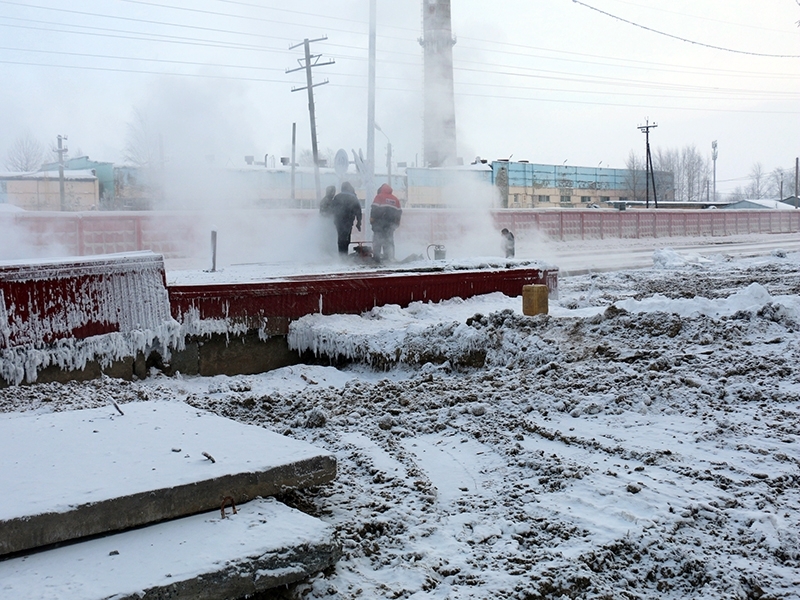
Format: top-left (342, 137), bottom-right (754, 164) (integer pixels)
top-left (420, 0), bottom-right (457, 168)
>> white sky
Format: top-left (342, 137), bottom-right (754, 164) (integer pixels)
top-left (0, 0), bottom-right (797, 194)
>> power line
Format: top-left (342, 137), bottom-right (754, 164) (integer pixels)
top-left (1, 3), bottom-right (796, 101)
top-left (0, 57), bottom-right (291, 83)
top-left (3, 4), bottom-right (798, 82)
top-left (1, 56), bottom-right (797, 116)
top-left (2, 17), bottom-right (796, 99)
top-left (571, 0), bottom-right (800, 58)
top-left (1, 43), bottom-right (796, 105)
top-left (0, 45), bottom-right (286, 73)
top-left (455, 38), bottom-right (800, 80)
top-left (453, 63), bottom-right (800, 98)
top-left (0, 17), bottom-right (295, 54)
top-left (606, 0), bottom-right (799, 36)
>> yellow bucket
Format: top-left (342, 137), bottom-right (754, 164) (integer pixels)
top-left (522, 284), bottom-right (549, 316)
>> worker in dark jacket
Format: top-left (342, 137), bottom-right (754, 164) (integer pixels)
top-left (501, 228), bottom-right (515, 258)
top-left (370, 183), bottom-right (403, 262)
top-left (330, 181), bottom-right (362, 255)
top-left (319, 185), bottom-right (336, 217)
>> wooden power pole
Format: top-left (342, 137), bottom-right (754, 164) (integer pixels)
top-left (638, 120), bottom-right (658, 208)
top-left (287, 38), bottom-right (334, 202)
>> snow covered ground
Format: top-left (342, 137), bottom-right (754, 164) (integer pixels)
top-left (1, 242), bottom-right (799, 599)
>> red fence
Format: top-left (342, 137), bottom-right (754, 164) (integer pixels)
top-left (1, 208), bottom-right (798, 260)
top-left (488, 209), bottom-right (800, 241)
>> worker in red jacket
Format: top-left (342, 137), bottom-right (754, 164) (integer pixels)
top-left (370, 183), bottom-right (403, 262)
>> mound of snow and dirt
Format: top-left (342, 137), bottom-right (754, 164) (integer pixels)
top-left (1, 246), bottom-right (799, 599)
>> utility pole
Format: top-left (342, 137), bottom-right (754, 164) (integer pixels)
top-left (365, 0), bottom-right (377, 230)
top-left (711, 140), bottom-right (718, 203)
top-left (638, 120), bottom-right (658, 208)
top-left (795, 157), bottom-right (798, 209)
top-left (56, 134), bottom-right (68, 211)
top-left (287, 37), bottom-right (334, 202)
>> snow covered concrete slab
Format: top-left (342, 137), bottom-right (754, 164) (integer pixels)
top-left (0, 497), bottom-right (341, 600)
top-left (0, 401), bottom-right (336, 556)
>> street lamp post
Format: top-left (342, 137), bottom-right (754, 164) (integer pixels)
top-left (375, 123), bottom-right (392, 185)
top-left (711, 141), bottom-right (718, 203)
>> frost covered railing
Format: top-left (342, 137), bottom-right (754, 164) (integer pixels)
top-left (0, 252), bottom-right (180, 384)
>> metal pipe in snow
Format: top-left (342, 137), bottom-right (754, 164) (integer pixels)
top-left (211, 230), bottom-right (217, 273)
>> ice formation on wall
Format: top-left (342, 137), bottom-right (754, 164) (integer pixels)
top-left (0, 252), bottom-right (181, 384)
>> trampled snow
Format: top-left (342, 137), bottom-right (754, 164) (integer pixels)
top-left (1, 242), bottom-right (799, 599)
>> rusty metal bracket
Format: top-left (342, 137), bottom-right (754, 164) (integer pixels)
top-left (220, 496), bottom-right (237, 519)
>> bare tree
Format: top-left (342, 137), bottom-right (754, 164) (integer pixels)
top-left (653, 145), bottom-right (709, 202)
top-left (624, 150), bottom-right (645, 201)
top-left (4, 134), bottom-right (46, 171)
top-left (768, 165), bottom-right (797, 199)
top-left (681, 144), bottom-right (709, 202)
top-left (654, 147), bottom-right (681, 200)
top-left (747, 163), bottom-right (766, 199)
top-left (123, 108), bottom-right (159, 168)
top-left (727, 186), bottom-right (746, 202)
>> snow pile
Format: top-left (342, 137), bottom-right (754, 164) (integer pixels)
top-left (288, 295), bottom-right (505, 368)
top-left (652, 247), bottom-right (713, 268)
top-left (289, 264), bottom-right (799, 370)
top-left (617, 281), bottom-right (800, 320)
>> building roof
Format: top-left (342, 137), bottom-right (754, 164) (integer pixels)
top-left (722, 199), bottom-right (796, 210)
top-left (0, 169), bottom-right (98, 181)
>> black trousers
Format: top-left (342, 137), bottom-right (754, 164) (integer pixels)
top-left (337, 227), bottom-right (352, 254)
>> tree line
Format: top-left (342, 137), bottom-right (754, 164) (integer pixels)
top-left (626, 145), bottom-right (797, 203)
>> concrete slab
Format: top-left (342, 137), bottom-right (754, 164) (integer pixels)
top-left (0, 497), bottom-right (341, 600)
top-left (0, 401), bottom-right (336, 557)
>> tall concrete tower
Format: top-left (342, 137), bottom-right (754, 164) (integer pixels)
top-left (420, 0), bottom-right (457, 167)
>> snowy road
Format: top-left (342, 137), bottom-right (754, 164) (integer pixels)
top-left (529, 232), bottom-right (800, 275)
